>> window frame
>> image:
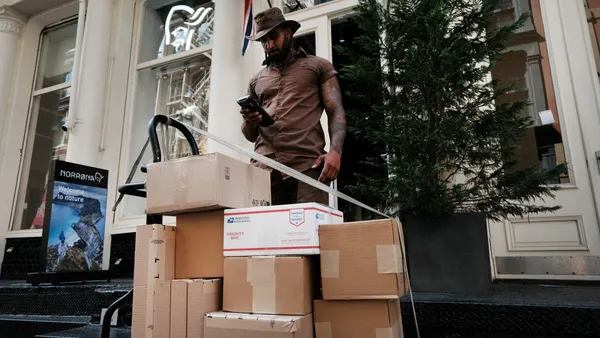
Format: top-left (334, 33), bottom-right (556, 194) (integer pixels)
top-left (11, 18), bottom-right (78, 233)
top-left (1, 4), bottom-right (80, 238)
top-left (495, 0), bottom-right (574, 186)
top-left (113, 0), bottom-right (215, 230)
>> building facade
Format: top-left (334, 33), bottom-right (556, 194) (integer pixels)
top-left (0, 0), bottom-right (599, 281)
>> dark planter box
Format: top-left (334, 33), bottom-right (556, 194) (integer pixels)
top-left (403, 212), bottom-right (492, 294)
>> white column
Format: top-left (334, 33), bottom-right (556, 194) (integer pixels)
top-left (0, 7), bottom-right (24, 157)
top-left (65, 0), bottom-right (114, 167)
top-left (206, 0), bottom-right (249, 162)
top-left (525, 54), bottom-right (548, 125)
top-left (0, 6), bottom-right (24, 276)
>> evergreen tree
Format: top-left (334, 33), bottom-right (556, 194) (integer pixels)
top-left (337, 0), bottom-right (568, 221)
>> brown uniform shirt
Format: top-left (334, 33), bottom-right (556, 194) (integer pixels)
top-left (246, 47), bottom-right (338, 178)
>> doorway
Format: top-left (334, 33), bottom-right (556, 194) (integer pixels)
top-left (330, 17), bottom-right (388, 221)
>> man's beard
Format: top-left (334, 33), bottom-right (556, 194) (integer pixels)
top-left (267, 37), bottom-right (292, 64)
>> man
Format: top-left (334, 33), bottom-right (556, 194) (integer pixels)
top-left (241, 7), bottom-right (347, 206)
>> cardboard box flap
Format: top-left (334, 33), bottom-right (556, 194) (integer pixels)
top-left (205, 312), bottom-right (307, 332)
top-left (247, 256), bottom-right (277, 313)
top-left (386, 219), bottom-right (408, 296)
top-left (380, 299), bottom-right (403, 338)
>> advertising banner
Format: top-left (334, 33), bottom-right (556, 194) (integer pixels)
top-left (41, 160), bottom-right (109, 273)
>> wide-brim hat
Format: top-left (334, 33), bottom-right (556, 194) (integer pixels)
top-left (246, 7), bottom-right (301, 41)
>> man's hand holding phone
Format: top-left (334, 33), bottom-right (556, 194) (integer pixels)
top-left (240, 107), bottom-right (262, 126)
top-left (237, 95), bottom-right (275, 127)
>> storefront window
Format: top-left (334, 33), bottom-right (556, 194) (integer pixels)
top-left (489, 0), bottom-right (569, 184)
top-left (140, 0), bottom-right (214, 63)
top-left (136, 57), bottom-right (211, 161)
top-left (12, 20), bottom-right (77, 230)
top-left (34, 23), bottom-right (77, 90)
top-left (121, 0), bottom-right (213, 219)
top-left (282, 0), bottom-right (336, 14)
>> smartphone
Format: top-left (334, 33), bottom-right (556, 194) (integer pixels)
top-left (237, 95), bottom-right (275, 127)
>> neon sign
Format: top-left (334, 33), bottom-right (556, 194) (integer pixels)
top-left (158, 4), bottom-right (214, 57)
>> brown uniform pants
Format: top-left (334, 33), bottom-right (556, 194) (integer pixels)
top-left (270, 168), bottom-right (329, 206)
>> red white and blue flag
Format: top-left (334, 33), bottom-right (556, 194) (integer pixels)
top-left (242, 0), bottom-right (253, 56)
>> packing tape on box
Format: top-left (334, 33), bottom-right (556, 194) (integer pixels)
top-left (177, 120), bottom-right (421, 337)
top-left (314, 322), bottom-right (333, 338)
top-left (320, 250), bottom-right (340, 279)
top-left (246, 257), bottom-right (276, 313)
top-left (375, 319), bottom-right (402, 338)
top-left (173, 160), bottom-right (189, 209)
top-left (315, 244), bottom-right (402, 279)
top-left (376, 244), bottom-right (403, 274)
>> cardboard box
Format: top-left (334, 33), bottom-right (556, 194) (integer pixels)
top-left (313, 299), bottom-right (403, 338)
top-left (151, 225), bottom-right (177, 282)
top-left (132, 225), bottom-right (176, 338)
top-left (132, 225), bottom-right (152, 338)
top-left (175, 211), bottom-right (225, 279)
top-left (204, 312), bottom-right (314, 338)
top-left (133, 225), bottom-right (154, 288)
top-left (223, 256), bottom-right (312, 315)
top-left (319, 219), bottom-right (408, 300)
top-left (223, 203), bottom-right (344, 256)
top-left (146, 152), bottom-right (271, 215)
top-left (154, 280), bottom-right (172, 338)
top-left (187, 279), bottom-right (222, 338)
top-left (170, 280), bottom-right (188, 338)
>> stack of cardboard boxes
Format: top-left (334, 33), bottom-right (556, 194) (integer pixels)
top-left (131, 153), bottom-right (271, 338)
top-left (132, 152), bottom-right (409, 338)
top-left (205, 202), bottom-right (343, 337)
top-left (314, 219), bottom-right (409, 337)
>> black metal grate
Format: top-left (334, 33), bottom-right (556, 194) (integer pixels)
top-left (109, 233), bottom-right (136, 278)
top-left (1, 237), bottom-right (43, 279)
top-left (400, 285), bottom-right (600, 338)
top-left (0, 279), bottom-right (133, 337)
top-left (0, 318), bottom-right (88, 338)
top-left (0, 281), bottom-right (132, 317)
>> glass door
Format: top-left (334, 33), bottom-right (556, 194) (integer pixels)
top-left (488, 0), bottom-right (600, 280)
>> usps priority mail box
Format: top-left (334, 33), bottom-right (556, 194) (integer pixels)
top-left (223, 203), bottom-right (344, 256)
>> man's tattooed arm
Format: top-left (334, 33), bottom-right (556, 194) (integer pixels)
top-left (321, 75), bottom-right (347, 155)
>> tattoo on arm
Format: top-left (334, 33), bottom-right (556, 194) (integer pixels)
top-left (322, 76), bottom-right (347, 155)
